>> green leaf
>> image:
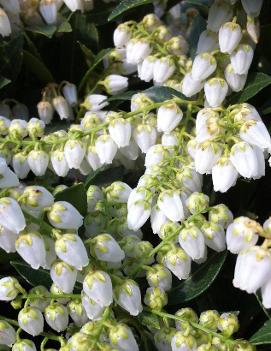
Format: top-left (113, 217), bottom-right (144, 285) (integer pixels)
top-left (188, 14), bottom-right (206, 58)
top-left (108, 0), bottom-right (152, 21)
top-left (85, 166), bottom-right (125, 188)
top-left (58, 20), bottom-right (73, 33)
top-left (250, 319), bottom-right (271, 345)
top-left (108, 90), bottom-right (137, 102)
top-left (144, 86), bottom-right (190, 102)
top-left (0, 76), bottom-right (11, 90)
top-left (229, 72), bottom-right (271, 104)
top-left (78, 42), bottom-right (95, 67)
top-left (72, 14), bottom-right (99, 45)
top-left (26, 24), bottom-right (57, 38)
top-left (55, 183), bottom-right (87, 216)
top-left (167, 251), bottom-right (227, 305)
top-left (23, 50), bottom-right (54, 84)
top-left (78, 48), bottom-right (112, 92)
top-left (11, 261), bottom-right (52, 289)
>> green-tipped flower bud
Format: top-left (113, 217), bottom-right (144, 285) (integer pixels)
top-left (144, 287), bottom-right (168, 310)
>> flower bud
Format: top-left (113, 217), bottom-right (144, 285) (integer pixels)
top-left (0, 320), bottom-right (16, 346)
top-left (28, 286), bottom-right (50, 311)
top-left (230, 142), bottom-right (258, 178)
top-left (179, 224), bottom-right (206, 260)
top-left (209, 204), bottom-right (233, 228)
top-left (16, 232), bottom-right (46, 269)
top-left (127, 188), bottom-right (152, 231)
top-left (219, 22), bottom-right (242, 54)
top-left (171, 332), bottom-right (197, 351)
top-left (50, 260), bottom-right (77, 293)
top-left (83, 270), bottom-right (113, 307)
top-left (204, 78), bottom-right (228, 107)
top-left (133, 124), bottom-right (157, 153)
top-left (0, 197), bottom-right (26, 234)
top-left (63, 0), bottom-right (83, 12)
top-left (95, 134), bottom-right (118, 164)
top-left (50, 150), bottom-right (69, 177)
top-left (115, 279), bottom-right (143, 316)
top-left (138, 56), bottom-right (156, 82)
top-left (109, 323), bottom-right (139, 351)
top-left (195, 141), bottom-right (222, 174)
top-left (200, 310), bottom-right (219, 330)
top-left (55, 233), bottom-right (88, 270)
top-left (153, 56), bottom-right (175, 84)
top-left (48, 201), bottom-right (83, 229)
top-left (104, 74), bottom-right (128, 95)
top-left (233, 340), bottom-right (255, 351)
top-left (207, 1), bottom-right (233, 32)
top-left (144, 286), bottom-right (167, 310)
top-left (240, 120), bottom-right (271, 150)
top-left (44, 303), bottom-right (69, 332)
top-left (86, 145), bottom-right (102, 170)
top-left (37, 101), bottom-right (54, 124)
top-left (197, 30), bottom-right (218, 54)
top-left (186, 192), bottom-right (209, 214)
top-left (62, 82), bottom-right (78, 106)
top-left (230, 44), bottom-right (254, 75)
top-left (27, 150), bottom-right (49, 176)
top-left (158, 190), bottom-right (185, 222)
top-left (233, 246), bottom-right (271, 293)
top-left (39, 0), bottom-right (58, 24)
top-left (130, 93), bottom-right (153, 112)
top-left (9, 119), bottom-right (28, 139)
top-left (0, 276), bottom-right (20, 301)
top-left (181, 73), bottom-right (204, 98)
top-left (247, 16), bottom-right (260, 44)
top-left (175, 307), bottom-right (198, 331)
top-left (163, 247), bottom-right (191, 280)
top-left (83, 94), bottom-right (108, 111)
top-left (150, 206), bottom-right (169, 236)
top-left (157, 102), bottom-right (183, 133)
top-left (64, 139), bottom-right (85, 169)
top-left (91, 233), bottom-right (125, 262)
top-left (146, 264), bottom-right (172, 291)
top-left (105, 181), bottom-right (132, 204)
top-left (212, 156), bottom-right (239, 192)
top-left (11, 153), bottom-right (28, 179)
top-left (241, 0), bottom-right (263, 17)
top-left (191, 53), bottom-right (217, 81)
top-left (53, 96), bottom-right (71, 120)
top-left (0, 116), bottom-right (10, 135)
top-left (68, 300), bottom-right (88, 327)
top-left (126, 38), bottom-right (152, 65)
top-left (109, 118), bottom-right (131, 148)
top-left (0, 8), bottom-right (11, 37)
top-left (202, 222), bottom-right (226, 252)
top-left (18, 307), bottom-right (44, 336)
top-left (218, 312), bottom-right (239, 337)
top-left (12, 339), bottom-right (37, 351)
top-left (81, 291), bottom-right (105, 320)
top-left (225, 64), bottom-right (247, 92)
top-left (113, 24), bottom-right (131, 48)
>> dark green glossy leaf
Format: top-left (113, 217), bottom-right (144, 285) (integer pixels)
top-left (72, 14), bottom-right (99, 45)
top-left (26, 24), bottom-right (57, 38)
top-left (55, 183), bottom-right (87, 216)
top-left (108, 90), bottom-right (137, 102)
top-left (0, 249), bottom-right (18, 264)
top-left (78, 42), bottom-right (95, 67)
top-left (168, 251), bottom-right (227, 305)
top-left (108, 0), bottom-right (153, 21)
top-left (229, 72), bottom-right (271, 104)
top-left (144, 86), bottom-right (189, 102)
top-left (188, 14), bottom-right (206, 58)
top-left (11, 261), bottom-right (51, 289)
top-left (85, 166), bottom-right (125, 188)
top-left (250, 319), bottom-right (271, 345)
top-left (0, 76), bottom-right (11, 90)
top-left (23, 50), bottom-right (54, 84)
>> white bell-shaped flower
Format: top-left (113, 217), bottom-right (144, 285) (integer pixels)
top-left (153, 56), bottom-right (175, 83)
top-left (55, 233), bottom-right (88, 270)
top-left (16, 232), bottom-right (46, 269)
top-left (230, 141), bottom-right (258, 178)
top-left (233, 246), bottom-right (271, 294)
top-left (202, 222), bottom-right (226, 252)
top-left (95, 134), bottom-right (118, 164)
top-left (191, 53), bottom-right (217, 81)
top-left (0, 320), bottom-right (16, 346)
top-left (0, 159), bottom-right (19, 188)
top-left (104, 74), bottom-right (128, 95)
top-left (212, 157), bottom-right (238, 192)
top-left (0, 225), bottom-right (17, 253)
top-left (219, 21), bottom-right (242, 54)
top-left (68, 300), bottom-right (88, 327)
top-left (224, 64), bottom-right (247, 92)
top-left (133, 124), bottom-right (157, 153)
top-left (157, 102), bottom-right (183, 133)
top-left (109, 324), bottom-right (139, 351)
top-left (12, 339), bottom-right (37, 351)
top-left (47, 201), bottom-right (83, 230)
top-left (0, 197), bottom-right (26, 234)
top-left (158, 190), bottom-right (185, 222)
top-left (37, 101), bottom-right (54, 124)
top-left (91, 233), bottom-right (125, 262)
top-left (64, 139), bottom-right (85, 169)
top-left (181, 73), bottom-right (204, 98)
top-left (27, 150), bottom-right (49, 176)
top-left (62, 82), bottom-right (78, 106)
top-left (50, 260), bottom-right (77, 293)
top-left (195, 141), bottom-right (222, 174)
top-left (115, 279), bottom-right (143, 316)
top-left (163, 247), bottom-right (191, 280)
top-left (83, 94), bottom-right (108, 111)
top-left (261, 278), bottom-right (271, 309)
top-left (241, 0), bottom-right (263, 17)
top-left (0, 277), bottom-right (20, 301)
top-left (138, 56), bottom-right (156, 82)
top-left (207, 0), bottom-right (233, 32)
top-left (179, 225), bottom-right (206, 260)
top-left (161, 132), bottom-right (178, 147)
top-left (208, 204), bottom-right (233, 229)
top-left (151, 206), bottom-right (169, 235)
top-left (204, 78), bottom-right (228, 107)
top-left (196, 30), bottom-right (218, 54)
top-left (22, 185), bottom-right (54, 212)
top-left (0, 8), bottom-right (11, 37)
top-left (50, 150), bottom-right (69, 177)
top-left (145, 144), bottom-right (167, 168)
top-left (127, 188), bottom-right (152, 231)
top-left (108, 118), bottom-right (131, 147)
top-left (81, 292), bottom-right (105, 320)
top-left (126, 38), bottom-right (152, 64)
top-left (171, 332), bottom-right (197, 351)
top-left (83, 270), bottom-right (113, 307)
top-left (86, 185), bottom-right (104, 212)
top-left (230, 44), bottom-right (254, 75)
top-left (226, 216), bottom-right (260, 254)
top-left (146, 264), bottom-right (172, 292)
top-left (9, 119), bottom-right (28, 139)
top-left (52, 96), bottom-right (71, 120)
top-left (63, 0), bottom-right (83, 12)
top-left (240, 120), bottom-right (271, 149)
top-left (113, 24), bottom-right (131, 48)
top-left (44, 303), bottom-right (69, 332)
top-left (105, 181), bottom-right (132, 203)
top-left (86, 145), bottom-right (102, 171)
top-left (39, 0), bottom-right (58, 24)
top-left (18, 307), bottom-right (44, 337)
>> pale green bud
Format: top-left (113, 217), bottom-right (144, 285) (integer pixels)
top-left (186, 192), bottom-right (209, 214)
top-left (218, 312), bottom-right (239, 337)
top-left (199, 310), bottom-right (219, 331)
top-left (144, 286), bottom-right (168, 310)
